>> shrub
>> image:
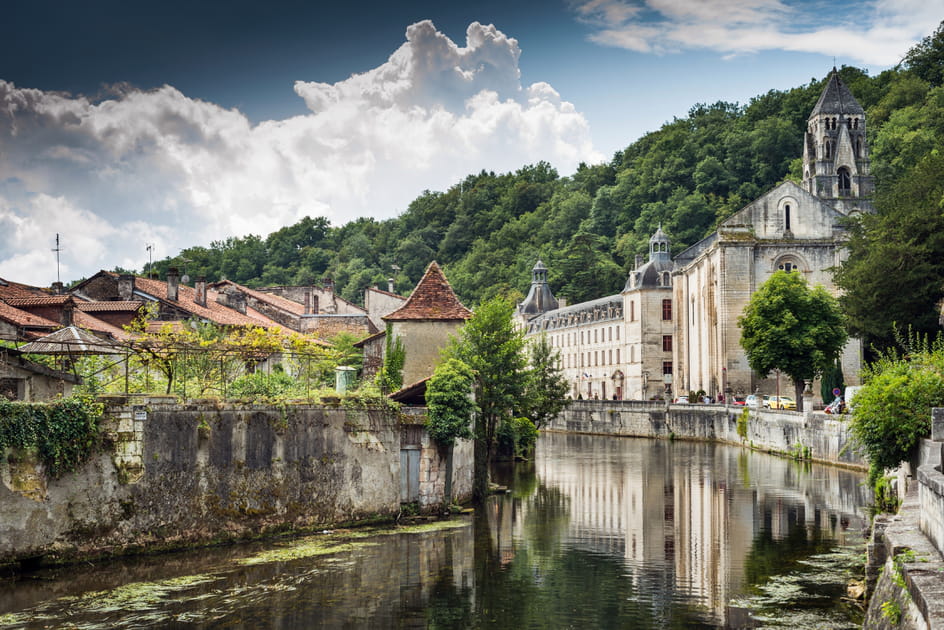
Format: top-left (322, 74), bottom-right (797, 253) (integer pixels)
top-left (228, 369), bottom-right (297, 400)
top-left (850, 334), bottom-right (944, 486)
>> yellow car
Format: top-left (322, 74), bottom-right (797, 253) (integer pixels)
top-left (768, 396), bottom-right (796, 410)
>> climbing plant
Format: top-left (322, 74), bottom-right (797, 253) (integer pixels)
top-left (0, 396), bottom-right (105, 478)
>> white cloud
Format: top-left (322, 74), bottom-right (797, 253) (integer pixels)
top-left (574, 0), bottom-right (943, 65)
top-left (0, 20), bottom-right (602, 286)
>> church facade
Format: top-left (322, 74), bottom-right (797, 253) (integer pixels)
top-left (518, 70), bottom-right (871, 403)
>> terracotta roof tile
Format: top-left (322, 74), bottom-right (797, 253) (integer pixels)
top-left (4, 295), bottom-right (72, 307)
top-left (72, 311), bottom-right (135, 341)
top-left (383, 262), bottom-right (471, 322)
top-left (75, 301), bottom-right (144, 312)
top-left (0, 278), bottom-right (50, 300)
top-left (0, 301), bottom-right (60, 329)
top-left (106, 272), bottom-right (279, 328)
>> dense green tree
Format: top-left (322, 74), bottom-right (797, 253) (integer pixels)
top-left (738, 271), bottom-right (847, 411)
top-left (903, 20), bottom-right (944, 87)
top-left (523, 335), bottom-right (569, 430)
top-left (426, 358), bottom-right (477, 448)
top-left (447, 296), bottom-right (528, 503)
top-left (834, 151), bottom-right (944, 349)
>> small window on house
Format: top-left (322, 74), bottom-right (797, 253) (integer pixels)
top-left (663, 335), bottom-right (672, 352)
top-left (663, 361), bottom-right (673, 375)
top-left (630, 301), bottom-right (635, 321)
top-left (616, 327), bottom-right (620, 341)
top-left (616, 349), bottom-right (620, 363)
top-left (662, 299), bottom-right (672, 321)
top-left (608, 349), bottom-right (612, 364)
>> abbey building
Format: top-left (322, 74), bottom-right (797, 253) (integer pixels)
top-left (517, 70), bottom-right (871, 402)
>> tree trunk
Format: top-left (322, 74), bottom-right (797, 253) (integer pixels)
top-left (473, 437), bottom-right (490, 504)
top-left (794, 378), bottom-right (805, 412)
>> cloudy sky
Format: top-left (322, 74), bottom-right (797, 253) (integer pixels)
top-left (2, 0), bottom-right (941, 286)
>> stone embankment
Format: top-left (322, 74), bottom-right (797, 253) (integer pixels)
top-left (0, 396), bottom-right (470, 569)
top-left (547, 399), bottom-right (866, 468)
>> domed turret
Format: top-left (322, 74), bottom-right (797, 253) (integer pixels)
top-left (518, 259), bottom-right (559, 317)
top-left (624, 226), bottom-right (674, 291)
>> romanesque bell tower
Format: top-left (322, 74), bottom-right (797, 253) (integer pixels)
top-left (801, 69), bottom-right (874, 214)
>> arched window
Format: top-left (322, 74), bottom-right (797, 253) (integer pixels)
top-left (847, 118), bottom-right (852, 130)
top-left (784, 204), bottom-right (791, 232)
top-left (838, 167), bottom-right (851, 196)
top-left (853, 117), bottom-right (859, 130)
top-left (824, 139), bottom-right (831, 159)
top-left (778, 261), bottom-right (799, 272)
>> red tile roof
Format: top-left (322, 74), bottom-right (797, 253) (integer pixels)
top-left (75, 301), bottom-right (144, 312)
top-left (0, 301), bottom-right (60, 329)
top-left (383, 262), bottom-right (471, 322)
top-left (4, 296), bottom-right (72, 307)
top-left (104, 272), bottom-right (279, 328)
top-left (0, 278), bottom-right (49, 300)
top-left (72, 310), bottom-right (135, 341)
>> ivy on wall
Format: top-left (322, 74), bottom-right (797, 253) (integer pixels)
top-left (0, 397), bottom-right (105, 478)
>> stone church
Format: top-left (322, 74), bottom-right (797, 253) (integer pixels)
top-left (519, 70), bottom-right (871, 403)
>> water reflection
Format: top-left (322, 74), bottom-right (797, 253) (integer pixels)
top-left (0, 434), bottom-right (869, 629)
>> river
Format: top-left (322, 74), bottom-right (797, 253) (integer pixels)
top-left (0, 432), bottom-right (871, 629)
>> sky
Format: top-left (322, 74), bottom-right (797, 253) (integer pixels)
top-left (2, 0), bottom-right (942, 286)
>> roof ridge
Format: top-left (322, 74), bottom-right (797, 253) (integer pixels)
top-left (383, 261), bottom-right (471, 321)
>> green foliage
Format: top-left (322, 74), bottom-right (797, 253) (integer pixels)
top-left (523, 335), bottom-right (569, 430)
top-left (447, 296), bottom-right (528, 501)
top-left (737, 407), bottom-right (750, 440)
top-left (880, 599), bottom-right (902, 624)
top-left (738, 271), bottom-right (847, 409)
top-left (903, 21), bottom-right (944, 87)
top-left (228, 369), bottom-right (298, 400)
top-left (835, 150), bottom-right (944, 349)
top-left (425, 358), bottom-right (477, 448)
top-left (496, 417), bottom-right (538, 459)
top-left (850, 333), bottom-right (944, 486)
top-left (377, 331), bottom-right (405, 393)
top-left (819, 360), bottom-right (845, 406)
top-left (0, 396), bottom-right (104, 478)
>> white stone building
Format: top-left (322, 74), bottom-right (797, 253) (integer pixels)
top-left (519, 70), bottom-right (872, 403)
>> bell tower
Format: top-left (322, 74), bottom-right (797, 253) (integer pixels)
top-left (801, 69), bottom-right (874, 214)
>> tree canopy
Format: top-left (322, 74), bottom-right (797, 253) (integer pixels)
top-left (738, 271), bottom-right (847, 410)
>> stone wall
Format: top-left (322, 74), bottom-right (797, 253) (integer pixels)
top-left (547, 400), bottom-right (866, 469)
top-left (0, 397), bottom-right (471, 568)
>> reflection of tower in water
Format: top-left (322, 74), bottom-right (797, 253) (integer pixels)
top-left (529, 433), bottom-right (868, 625)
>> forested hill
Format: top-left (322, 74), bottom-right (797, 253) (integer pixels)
top-left (143, 25), bottom-right (944, 313)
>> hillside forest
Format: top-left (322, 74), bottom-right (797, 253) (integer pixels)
top-left (138, 23), bottom-right (944, 350)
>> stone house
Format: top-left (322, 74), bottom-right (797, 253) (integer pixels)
top-left (382, 262), bottom-right (472, 389)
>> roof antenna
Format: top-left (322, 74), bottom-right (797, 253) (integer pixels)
top-left (52, 233), bottom-right (62, 285)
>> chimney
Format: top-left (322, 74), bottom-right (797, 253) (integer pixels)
top-left (166, 267), bottom-right (179, 301)
top-left (194, 276), bottom-right (207, 307)
top-left (323, 277), bottom-right (334, 293)
top-left (388, 277), bottom-right (395, 293)
top-left (304, 289), bottom-right (312, 315)
top-left (223, 287), bottom-right (247, 315)
top-left (51, 281), bottom-right (64, 295)
top-left (61, 299), bottom-right (74, 326)
top-left (118, 274), bottom-right (135, 300)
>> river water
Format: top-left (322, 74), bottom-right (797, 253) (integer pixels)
top-left (0, 433), bottom-right (871, 629)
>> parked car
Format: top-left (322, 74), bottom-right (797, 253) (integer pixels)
top-left (768, 396), bottom-right (797, 410)
top-left (732, 396), bottom-right (746, 405)
top-left (761, 395), bottom-right (772, 408)
top-left (674, 395), bottom-right (689, 404)
top-left (744, 394), bottom-right (761, 408)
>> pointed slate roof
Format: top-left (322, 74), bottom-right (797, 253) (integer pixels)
top-left (382, 262), bottom-right (471, 322)
top-left (810, 69), bottom-right (865, 117)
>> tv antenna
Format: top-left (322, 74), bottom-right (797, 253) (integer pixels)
top-left (52, 234), bottom-right (62, 285)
